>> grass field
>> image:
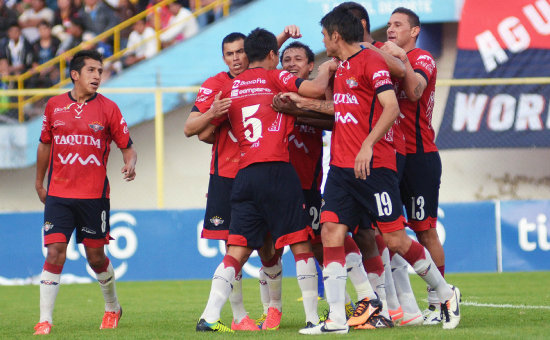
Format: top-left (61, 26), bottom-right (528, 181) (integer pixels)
top-left (2, 272), bottom-right (550, 339)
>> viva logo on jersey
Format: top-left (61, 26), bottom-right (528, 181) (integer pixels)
top-left (437, 0), bottom-right (550, 149)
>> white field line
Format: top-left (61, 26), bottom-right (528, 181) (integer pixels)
top-left (461, 300), bottom-right (550, 310)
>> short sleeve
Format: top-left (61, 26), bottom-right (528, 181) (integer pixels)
top-left (194, 75), bottom-right (225, 114)
top-left (366, 54), bottom-right (394, 94)
top-left (270, 70), bottom-right (300, 93)
top-left (39, 101), bottom-right (53, 143)
top-left (109, 104), bottom-right (132, 149)
top-left (411, 52), bottom-right (435, 83)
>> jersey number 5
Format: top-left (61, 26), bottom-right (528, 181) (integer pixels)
top-left (242, 104), bottom-right (262, 143)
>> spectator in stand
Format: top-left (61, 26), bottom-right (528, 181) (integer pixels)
top-left (78, 0), bottom-right (119, 37)
top-left (160, 0), bottom-right (198, 47)
top-left (0, 0), bottom-right (18, 40)
top-left (123, 18), bottom-right (157, 67)
top-left (0, 23), bottom-right (33, 75)
top-left (18, 0), bottom-right (55, 43)
top-left (146, 0), bottom-right (171, 30)
top-left (52, 0), bottom-right (78, 41)
top-left (190, 0), bottom-right (221, 27)
top-left (28, 20), bottom-right (60, 88)
top-left (57, 16), bottom-right (85, 56)
top-left (115, 0), bottom-right (137, 48)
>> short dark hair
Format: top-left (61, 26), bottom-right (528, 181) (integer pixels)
top-left (320, 7), bottom-right (363, 44)
top-left (69, 50), bottom-right (103, 83)
top-left (244, 28), bottom-right (278, 63)
top-left (392, 7), bottom-right (420, 28)
top-left (221, 32), bottom-right (246, 54)
top-left (335, 2), bottom-right (370, 34)
top-left (280, 41), bottom-right (314, 64)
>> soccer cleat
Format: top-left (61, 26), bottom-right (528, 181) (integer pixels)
top-left (231, 315), bottom-right (259, 331)
top-left (441, 285), bottom-right (461, 330)
top-left (255, 313), bottom-right (267, 328)
top-left (298, 320), bottom-right (349, 335)
top-left (347, 297), bottom-right (382, 327)
top-left (354, 314), bottom-right (394, 330)
top-left (423, 304), bottom-right (442, 325)
top-left (389, 306), bottom-right (404, 323)
top-left (196, 318), bottom-right (234, 332)
top-left (345, 301), bottom-right (355, 320)
top-left (33, 321), bottom-right (52, 335)
top-left (100, 307), bottom-right (122, 329)
top-left (262, 307), bottom-right (282, 331)
top-left (399, 311), bottom-right (424, 327)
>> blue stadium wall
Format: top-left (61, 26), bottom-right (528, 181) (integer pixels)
top-left (2, 200), bottom-right (549, 283)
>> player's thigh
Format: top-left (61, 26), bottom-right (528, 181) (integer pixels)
top-left (43, 196), bottom-right (77, 245)
top-left (320, 166), bottom-right (362, 231)
top-left (73, 198), bottom-right (110, 247)
top-left (202, 174), bottom-right (233, 240)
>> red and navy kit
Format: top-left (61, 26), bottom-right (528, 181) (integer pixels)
top-left (330, 48), bottom-right (396, 171)
top-left (193, 71), bottom-right (240, 178)
top-left (40, 92), bottom-right (132, 199)
top-left (396, 48), bottom-right (438, 155)
top-left (289, 124), bottom-right (323, 191)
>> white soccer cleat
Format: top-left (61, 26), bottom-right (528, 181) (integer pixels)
top-left (423, 304), bottom-right (442, 325)
top-left (399, 311), bottom-right (424, 327)
top-left (441, 286), bottom-right (461, 330)
top-left (298, 320), bottom-right (349, 335)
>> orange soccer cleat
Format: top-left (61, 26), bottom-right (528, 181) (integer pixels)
top-left (100, 307), bottom-right (123, 329)
top-left (33, 321), bottom-right (53, 335)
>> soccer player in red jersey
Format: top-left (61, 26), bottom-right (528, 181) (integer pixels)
top-left (33, 50), bottom-right (137, 335)
top-left (196, 28), bottom-right (336, 334)
top-left (300, 7), bottom-right (460, 335)
top-left (381, 7), bottom-right (460, 326)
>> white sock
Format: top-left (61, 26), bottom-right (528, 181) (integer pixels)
top-left (409, 248), bottom-right (452, 302)
top-left (296, 256), bottom-right (319, 324)
top-left (258, 267), bottom-right (270, 314)
top-left (324, 262), bottom-right (347, 325)
top-left (391, 254), bottom-right (421, 314)
top-left (95, 261), bottom-right (120, 312)
top-left (367, 271), bottom-right (389, 319)
top-left (262, 258), bottom-right (283, 312)
top-left (39, 270), bottom-right (60, 323)
top-left (345, 252), bottom-right (376, 301)
top-left (427, 285), bottom-right (440, 306)
top-left (201, 262), bottom-right (235, 323)
top-left (382, 249), bottom-right (400, 311)
top-left (229, 270), bottom-right (247, 323)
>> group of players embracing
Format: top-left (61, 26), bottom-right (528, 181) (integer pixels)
top-left (186, 1), bottom-right (462, 335)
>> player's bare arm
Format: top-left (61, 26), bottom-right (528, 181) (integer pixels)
top-left (355, 89), bottom-right (399, 180)
top-left (381, 41), bottom-right (427, 101)
top-left (297, 59), bottom-right (338, 98)
top-left (362, 41), bottom-right (406, 78)
top-left (279, 92), bottom-right (335, 115)
top-left (276, 25), bottom-right (302, 47)
top-left (121, 146), bottom-right (137, 182)
top-left (184, 92), bottom-right (231, 137)
top-left (35, 142), bottom-right (51, 204)
top-left (197, 124), bottom-right (216, 144)
top-left (296, 116), bottom-right (334, 131)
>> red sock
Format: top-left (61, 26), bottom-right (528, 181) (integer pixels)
top-left (294, 252), bottom-right (314, 263)
top-left (261, 252), bottom-right (281, 267)
top-left (438, 265), bottom-right (445, 278)
top-left (343, 234), bottom-right (360, 255)
top-left (374, 234), bottom-right (386, 255)
top-left (401, 241), bottom-right (426, 265)
top-left (222, 255), bottom-right (242, 278)
top-left (363, 256), bottom-right (384, 277)
top-left (43, 261), bottom-right (63, 274)
top-left (92, 257), bottom-right (110, 274)
top-left (323, 246), bottom-right (345, 267)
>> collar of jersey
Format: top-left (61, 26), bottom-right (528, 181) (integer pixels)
top-left (67, 91), bottom-right (98, 103)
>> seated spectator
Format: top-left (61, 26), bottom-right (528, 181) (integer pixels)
top-left (0, 23), bottom-right (33, 75)
top-left (190, 0), bottom-right (222, 27)
top-left (160, 0), bottom-right (198, 48)
top-left (0, 0), bottom-right (18, 40)
top-left (115, 0), bottom-right (137, 48)
top-left (0, 57), bottom-right (15, 121)
top-left (123, 18), bottom-right (157, 67)
top-left (27, 20), bottom-right (60, 88)
top-left (52, 0), bottom-right (79, 41)
top-left (78, 0), bottom-right (119, 37)
top-left (18, 0), bottom-right (55, 43)
top-left (146, 0), bottom-right (171, 30)
top-left (57, 16), bottom-right (84, 56)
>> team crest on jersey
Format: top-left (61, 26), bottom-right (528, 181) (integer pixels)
top-left (346, 77), bottom-right (358, 88)
top-left (210, 216), bottom-right (224, 226)
top-left (44, 221), bottom-right (54, 232)
top-left (89, 121), bottom-right (104, 132)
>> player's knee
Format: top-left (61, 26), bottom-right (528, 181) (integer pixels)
top-left (416, 229), bottom-right (440, 246)
top-left (45, 244), bottom-right (67, 265)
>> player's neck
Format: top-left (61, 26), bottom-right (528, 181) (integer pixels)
top-left (338, 43), bottom-right (362, 61)
top-left (249, 60), bottom-right (274, 70)
top-left (70, 88), bottom-right (95, 103)
top-left (402, 41), bottom-right (416, 54)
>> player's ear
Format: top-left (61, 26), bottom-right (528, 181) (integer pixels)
top-left (411, 26), bottom-right (420, 40)
top-left (70, 69), bottom-right (79, 82)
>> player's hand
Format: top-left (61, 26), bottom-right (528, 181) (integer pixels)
top-left (272, 92), bottom-right (301, 115)
top-left (35, 185), bottom-right (47, 204)
top-left (381, 41), bottom-right (407, 61)
top-left (121, 163), bottom-right (136, 182)
top-left (319, 59), bottom-right (339, 73)
top-left (283, 25), bottom-right (302, 39)
top-left (209, 92), bottom-right (232, 118)
top-left (279, 92), bottom-right (307, 109)
top-left (354, 142), bottom-right (373, 180)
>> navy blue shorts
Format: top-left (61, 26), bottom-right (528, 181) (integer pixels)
top-left (43, 196), bottom-right (110, 248)
top-left (320, 166), bottom-right (406, 234)
top-left (228, 162), bottom-right (313, 249)
top-left (303, 189), bottom-right (322, 236)
top-left (202, 174), bottom-right (234, 240)
top-left (396, 152), bottom-right (406, 183)
top-left (400, 152), bottom-right (442, 232)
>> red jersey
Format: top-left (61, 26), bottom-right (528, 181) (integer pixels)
top-left (373, 40), bottom-right (406, 156)
top-left (40, 92), bottom-right (131, 199)
top-left (193, 71), bottom-right (240, 178)
top-left (396, 48), bottom-right (438, 154)
top-left (289, 124), bottom-right (323, 191)
top-left (331, 49), bottom-right (396, 170)
top-left (221, 68), bottom-right (302, 169)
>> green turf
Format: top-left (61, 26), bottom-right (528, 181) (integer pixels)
top-left (1, 272), bottom-right (549, 339)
